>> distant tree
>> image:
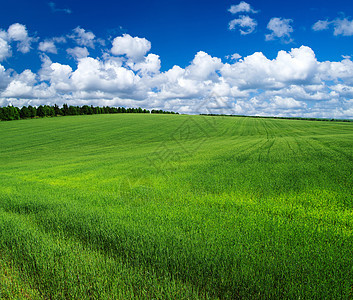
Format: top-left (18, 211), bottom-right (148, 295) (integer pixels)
top-left (37, 105), bottom-right (45, 117)
top-left (108, 107), bottom-right (118, 114)
top-left (80, 105), bottom-right (93, 115)
top-left (1, 107), bottom-right (11, 120)
top-left (27, 105), bottom-right (37, 118)
top-left (62, 104), bottom-right (69, 116)
top-left (46, 105), bottom-right (55, 117)
top-left (91, 105), bottom-right (99, 114)
top-left (53, 104), bottom-right (61, 116)
top-left (1, 106), bottom-right (20, 120)
top-left (69, 106), bottom-right (79, 115)
top-left (14, 107), bottom-right (21, 119)
top-left (20, 106), bottom-right (31, 119)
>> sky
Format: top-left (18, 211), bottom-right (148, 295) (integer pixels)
top-left (0, 0), bottom-right (353, 118)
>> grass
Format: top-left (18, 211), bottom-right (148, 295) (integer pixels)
top-left (0, 114), bottom-right (352, 299)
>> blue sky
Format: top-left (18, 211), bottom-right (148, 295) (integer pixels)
top-left (1, 0), bottom-right (353, 118)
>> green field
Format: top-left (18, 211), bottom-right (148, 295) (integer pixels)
top-left (0, 114), bottom-right (352, 299)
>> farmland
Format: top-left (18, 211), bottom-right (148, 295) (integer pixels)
top-left (0, 114), bottom-right (352, 299)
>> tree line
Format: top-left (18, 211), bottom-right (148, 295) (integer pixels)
top-left (0, 104), bottom-right (178, 121)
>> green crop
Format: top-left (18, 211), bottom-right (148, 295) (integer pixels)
top-left (0, 114), bottom-right (352, 299)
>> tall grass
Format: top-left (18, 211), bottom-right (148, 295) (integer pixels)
top-left (0, 114), bottom-right (352, 298)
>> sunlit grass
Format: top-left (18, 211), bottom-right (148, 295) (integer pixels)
top-left (0, 114), bottom-right (352, 298)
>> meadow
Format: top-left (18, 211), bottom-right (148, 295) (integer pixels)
top-left (0, 114), bottom-right (352, 299)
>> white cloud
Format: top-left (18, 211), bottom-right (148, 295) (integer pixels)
top-left (186, 51), bottom-right (223, 81)
top-left (131, 53), bottom-right (161, 75)
top-left (229, 15), bottom-right (257, 35)
top-left (71, 57), bottom-right (140, 95)
top-left (230, 53), bottom-right (242, 60)
top-left (0, 30), bottom-right (7, 40)
top-left (38, 55), bottom-right (73, 92)
top-left (38, 41), bottom-right (57, 54)
top-left (67, 47), bottom-right (89, 60)
top-left (266, 18), bottom-right (293, 42)
top-left (228, 1), bottom-right (258, 14)
top-left (271, 96), bottom-right (304, 109)
top-left (318, 57), bottom-right (353, 84)
top-left (312, 20), bottom-right (331, 31)
top-left (148, 52), bottom-right (224, 108)
top-left (312, 17), bottom-right (353, 36)
top-left (111, 34), bottom-right (151, 60)
top-left (271, 46), bottom-right (318, 83)
top-left (265, 84), bottom-right (333, 102)
top-left (7, 23), bottom-right (28, 41)
top-left (48, 63), bottom-right (73, 91)
top-left (0, 38), bottom-right (11, 61)
top-left (220, 46), bottom-right (318, 91)
top-left (330, 84), bottom-right (353, 98)
top-left (68, 27), bottom-right (96, 48)
top-left (2, 69), bottom-right (37, 98)
top-left (0, 64), bottom-right (11, 90)
top-left (52, 36), bottom-right (67, 43)
top-left (7, 23), bottom-right (34, 53)
top-left (333, 18), bottom-right (353, 36)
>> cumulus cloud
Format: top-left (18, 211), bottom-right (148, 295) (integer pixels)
top-left (318, 57), bottom-right (353, 84)
top-left (39, 55), bottom-right (73, 92)
top-left (150, 54), bottom-right (223, 106)
top-left (271, 96), bottom-right (305, 109)
top-left (68, 27), bottom-right (96, 48)
top-left (131, 53), bottom-right (161, 75)
top-left (0, 64), bottom-right (11, 90)
top-left (7, 23), bottom-right (34, 53)
top-left (70, 57), bottom-right (140, 95)
top-left (0, 23), bottom-right (37, 60)
top-left (265, 18), bottom-right (294, 42)
top-left (111, 34), bottom-right (151, 60)
top-left (2, 69), bottom-right (39, 98)
top-left (313, 17), bottom-right (353, 36)
top-left (0, 37), bottom-right (11, 61)
top-left (229, 15), bottom-right (257, 35)
top-left (230, 53), bottom-right (242, 60)
top-left (265, 84), bottom-right (333, 102)
top-left (186, 51), bottom-right (223, 81)
top-left (221, 46), bottom-right (318, 91)
top-left (330, 84), bottom-right (353, 98)
top-left (332, 18), bottom-right (353, 36)
top-left (67, 47), bottom-right (89, 60)
top-left (226, 53), bottom-right (242, 61)
top-left (38, 41), bottom-right (58, 54)
top-left (228, 1), bottom-right (258, 14)
top-left (8, 23), bottom-right (29, 42)
top-left (0, 30), bottom-right (7, 40)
